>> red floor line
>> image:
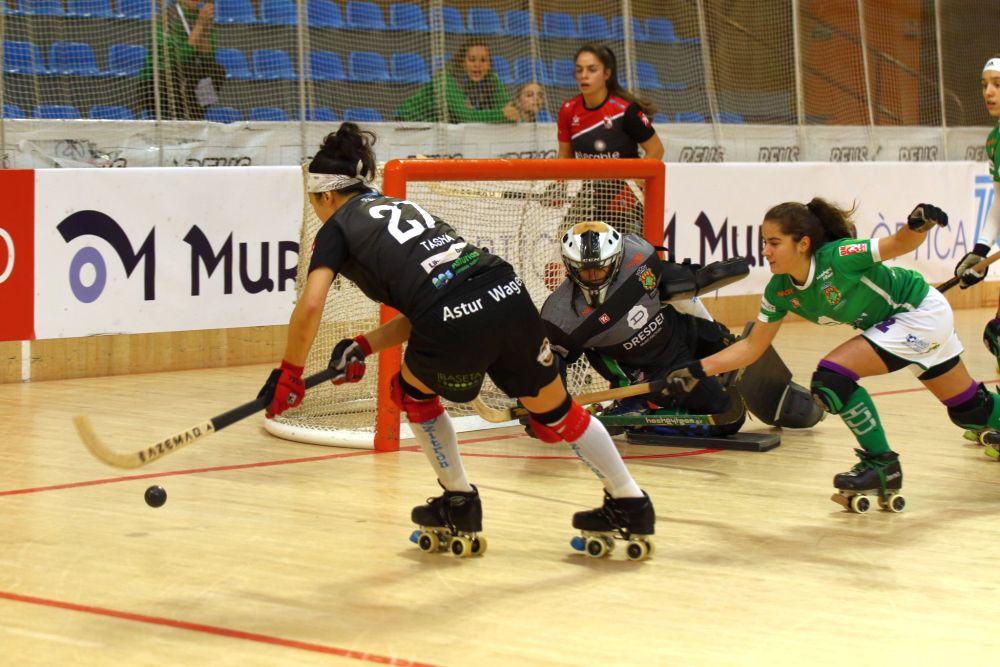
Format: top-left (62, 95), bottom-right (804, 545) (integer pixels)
top-left (0, 591), bottom-right (439, 666)
top-left (460, 448), bottom-right (721, 460)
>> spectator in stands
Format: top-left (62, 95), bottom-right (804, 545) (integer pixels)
top-left (395, 38), bottom-right (520, 123)
top-left (553, 44), bottom-right (663, 235)
top-left (512, 82), bottom-right (546, 123)
top-left (139, 0), bottom-right (226, 120)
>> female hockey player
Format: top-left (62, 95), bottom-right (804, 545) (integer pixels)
top-left (258, 123), bottom-right (654, 558)
top-left (665, 198), bottom-right (1000, 513)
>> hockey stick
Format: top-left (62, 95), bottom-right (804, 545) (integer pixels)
top-left (74, 368), bottom-right (336, 469)
top-left (937, 250), bottom-right (1000, 293)
top-left (597, 395), bottom-right (746, 428)
top-left (471, 379), bottom-right (669, 423)
top-left (426, 181), bottom-right (549, 202)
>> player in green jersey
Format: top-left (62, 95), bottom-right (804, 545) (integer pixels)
top-left (664, 198), bottom-right (1000, 513)
top-left (953, 56), bottom-right (1000, 367)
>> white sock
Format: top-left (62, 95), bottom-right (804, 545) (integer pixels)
top-left (410, 410), bottom-right (473, 492)
top-left (566, 418), bottom-right (643, 498)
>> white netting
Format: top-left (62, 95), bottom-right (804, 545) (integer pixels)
top-left (265, 160), bottom-right (656, 448)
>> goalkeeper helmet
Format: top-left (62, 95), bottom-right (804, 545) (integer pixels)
top-left (561, 221), bottom-right (624, 306)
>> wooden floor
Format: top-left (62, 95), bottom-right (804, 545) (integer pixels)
top-left (3, 308), bottom-right (1000, 666)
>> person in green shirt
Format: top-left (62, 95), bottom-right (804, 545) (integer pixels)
top-left (664, 198), bottom-right (1000, 513)
top-left (139, 0), bottom-right (225, 120)
top-left (395, 38), bottom-right (521, 123)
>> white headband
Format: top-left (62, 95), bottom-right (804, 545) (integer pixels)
top-left (306, 172), bottom-right (366, 193)
top-left (984, 58), bottom-right (1000, 74)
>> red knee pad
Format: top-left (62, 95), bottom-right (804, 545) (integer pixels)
top-left (389, 372), bottom-right (445, 423)
top-left (528, 400), bottom-right (591, 443)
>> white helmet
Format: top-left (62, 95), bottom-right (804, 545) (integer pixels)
top-left (561, 221), bottom-right (624, 306)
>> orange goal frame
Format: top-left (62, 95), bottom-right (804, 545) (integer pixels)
top-left (374, 158), bottom-right (666, 451)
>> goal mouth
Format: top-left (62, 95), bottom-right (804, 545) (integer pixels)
top-left (270, 159), bottom-right (664, 450)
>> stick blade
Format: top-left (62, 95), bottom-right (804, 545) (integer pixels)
top-left (470, 397), bottom-right (516, 423)
top-left (73, 415), bottom-right (143, 469)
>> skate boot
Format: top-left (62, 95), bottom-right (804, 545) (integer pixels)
top-left (409, 483), bottom-right (486, 557)
top-left (570, 491), bottom-right (655, 561)
top-left (831, 449), bottom-right (905, 513)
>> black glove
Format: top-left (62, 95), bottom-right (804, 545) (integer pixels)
top-left (906, 203), bottom-right (948, 233)
top-left (954, 243), bottom-right (991, 289)
top-left (662, 360), bottom-right (707, 395)
top-left (328, 335), bottom-right (372, 385)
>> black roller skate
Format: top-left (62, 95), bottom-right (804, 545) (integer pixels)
top-left (570, 491), bottom-right (655, 561)
top-left (973, 430), bottom-right (1000, 460)
top-left (831, 449), bottom-right (905, 513)
top-left (409, 483), bottom-right (487, 558)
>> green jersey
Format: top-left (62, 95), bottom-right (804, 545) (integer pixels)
top-left (758, 238), bottom-right (930, 330)
top-left (988, 122), bottom-right (1000, 183)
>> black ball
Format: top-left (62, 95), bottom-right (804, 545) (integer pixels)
top-left (144, 485), bottom-right (167, 508)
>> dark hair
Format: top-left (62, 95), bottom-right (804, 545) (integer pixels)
top-left (763, 197), bottom-right (857, 254)
top-left (309, 123), bottom-right (377, 195)
top-left (448, 38), bottom-right (504, 109)
top-left (574, 44), bottom-right (657, 116)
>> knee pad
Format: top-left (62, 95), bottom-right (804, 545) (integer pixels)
top-left (810, 367), bottom-right (858, 415)
top-left (390, 372), bottom-right (444, 423)
top-left (947, 383), bottom-right (995, 430)
top-left (527, 397), bottom-right (591, 443)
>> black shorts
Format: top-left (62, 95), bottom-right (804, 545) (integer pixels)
top-left (405, 267), bottom-right (560, 403)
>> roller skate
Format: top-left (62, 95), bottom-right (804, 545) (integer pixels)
top-left (409, 483), bottom-right (487, 558)
top-left (831, 449), bottom-right (905, 513)
top-left (570, 491), bottom-right (655, 561)
top-left (979, 431), bottom-right (1000, 460)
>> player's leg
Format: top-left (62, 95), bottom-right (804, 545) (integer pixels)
top-left (919, 357), bottom-right (1000, 434)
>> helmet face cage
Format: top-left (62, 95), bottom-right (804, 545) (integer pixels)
top-left (560, 221), bottom-right (624, 306)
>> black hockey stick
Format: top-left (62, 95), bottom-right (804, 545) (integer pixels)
top-left (471, 379), bottom-right (670, 423)
top-left (596, 396), bottom-right (746, 428)
top-left (75, 368), bottom-right (336, 469)
top-left (937, 250), bottom-right (1000, 293)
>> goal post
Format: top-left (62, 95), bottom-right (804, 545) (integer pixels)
top-left (266, 158), bottom-right (665, 452)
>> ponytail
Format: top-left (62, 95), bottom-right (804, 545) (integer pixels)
top-left (765, 198), bottom-right (857, 255)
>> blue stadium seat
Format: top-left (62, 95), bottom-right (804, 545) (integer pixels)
top-left (652, 113), bottom-right (669, 124)
top-left (343, 107), bottom-right (383, 122)
top-left (17, 0), bottom-right (65, 15)
top-left (576, 14), bottom-right (609, 40)
top-left (306, 0), bottom-right (342, 28)
top-left (4, 40), bottom-right (47, 74)
top-left (306, 51), bottom-right (345, 80)
top-left (388, 3), bottom-right (428, 31)
top-left (718, 111), bottom-right (745, 124)
top-left (512, 57), bottom-right (551, 85)
top-left (550, 58), bottom-right (575, 87)
top-left (115, 0), bottom-right (150, 19)
top-left (204, 106), bottom-right (243, 123)
top-left (67, 0), bottom-right (112, 18)
top-left (300, 106), bottom-right (337, 121)
top-left (536, 109), bottom-right (553, 123)
top-left (645, 17), bottom-right (700, 44)
top-left (106, 43), bottom-right (146, 77)
top-left (635, 62), bottom-right (663, 90)
top-left (390, 52), bottom-right (430, 84)
top-left (503, 9), bottom-right (537, 36)
top-left (48, 42), bottom-right (103, 76)
top-left (3, 103), bottom-right (26, 118)
top-left (466, 7), bottom-right (501, 35)
top-left (249, 106), bottom-right (289, 121)
top-left (215, 0), bottom-right (257, 24)
top-left (345, 1), bottom-right (385, 30)
top-left (541, 12), bottom-right (577, 39)
top-left (34, 104), bottom-right (81, 119)
top-left (216, 48), bottom-right (253, 79)
top-left (259, 0), bottom-right (297, 25)
top-left (347, 51), bottom-right (390, 82)
top-left (611, 16), bottom-right (647, 41)
top-left (89, 105), bottom-right (134, 119)
top-left (252, 49), bottom-right (297, 80)
top-left (676, 112), bottom-right (705, 123)
top-left (491, 55), bottom-right (513, 84)
top-left (428, 5), bottom-right (464, 33)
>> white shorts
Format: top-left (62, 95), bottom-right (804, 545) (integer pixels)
top-left (861, 288), bottom-right (964, 373)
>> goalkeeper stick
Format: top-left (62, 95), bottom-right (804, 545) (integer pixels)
top-left (75, 368), bottom-right (336, 469)
top-left (471, 378), bottom-right (669, 423)
top-left (937, 250), bottom-right (1000, 293)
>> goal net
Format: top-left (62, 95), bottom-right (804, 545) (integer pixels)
top-left (265, 158), bottom-right (664, 451)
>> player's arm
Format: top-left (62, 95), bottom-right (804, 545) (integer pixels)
top-left (639, 133), bottom-right (663, 162)
top-left (283, 266), bottom-right (336, 367)
top-left (954, 181), bottom-right (1000, 287)
top-left (557, 141), bottom-right (573, 159)
top-left (877, 203), bottom-right (949, 262)
top-left (664, 318), bottom-right (782, 393)
top-left (359, 313), bottom-right (412, 353)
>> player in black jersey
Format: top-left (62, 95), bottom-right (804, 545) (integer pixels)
top-left (555, 45), bottom-right (663, 236)
top-left (257, 124), bottom-right (655, 558)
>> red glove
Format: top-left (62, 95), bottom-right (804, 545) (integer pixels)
top-left (259, 360), bottom-right (305, 417)
top-left (329, 335), bottom-right (372, 385)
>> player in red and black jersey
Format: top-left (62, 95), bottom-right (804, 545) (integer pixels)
top-left (258, 123), bottom-right (655, 557)
top-left (555, 44), bottom-right (664, 235)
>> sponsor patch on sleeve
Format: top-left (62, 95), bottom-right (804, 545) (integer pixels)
top-left (838, 242), bottom-right (868, 256)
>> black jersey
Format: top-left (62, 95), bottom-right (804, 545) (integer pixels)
top-left (307, 191), bottom-right (507, 317)
top-left (557, 94), bottom-right (656, 159)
